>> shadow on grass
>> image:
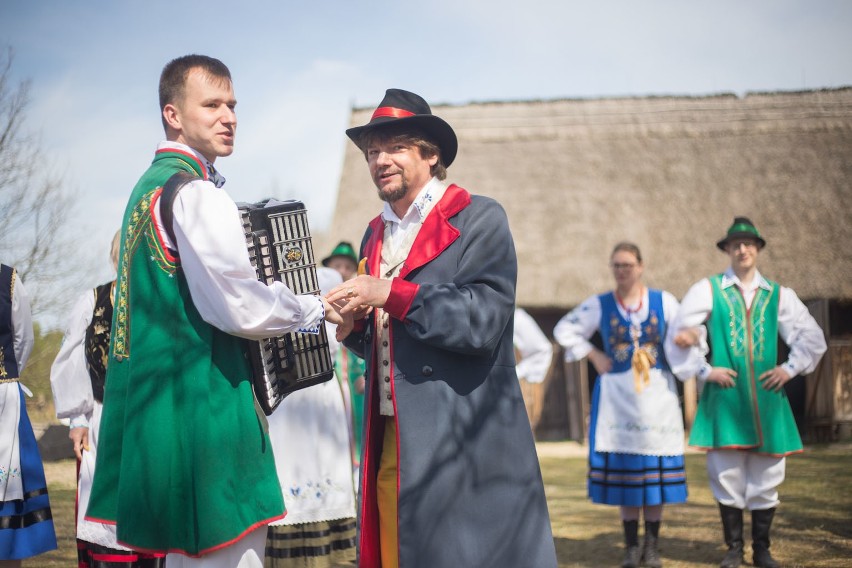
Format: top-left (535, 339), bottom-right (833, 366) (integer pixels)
top-left (26, 444), bottom-right (852, 568)
top-left (543, 446), bottom-right (852, 568)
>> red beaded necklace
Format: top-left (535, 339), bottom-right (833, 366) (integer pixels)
top-left (615, 286), bottom-right (645, 316)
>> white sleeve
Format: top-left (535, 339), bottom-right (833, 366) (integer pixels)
top-left (667, 279), bottom-right (713, 381)
top-left (777, 286), bottom-right (828, 377)
top-left (165, 180), bottom-right (324, 340)
top-left (552, 295), bottom-right (601, 363)
top-left (11, 273), bottom-right (34, 372)
top-left (513, 308), bottom-right (553, 384)
top-left (50, 290), bottom-right (96, 421)
top-left (661, 290), bottom-right (689, 382)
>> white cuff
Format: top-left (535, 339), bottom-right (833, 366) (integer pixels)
top-left (296, 295), bottom-right (324, 335)
top-left (69, 415), bottom-right (90, 429)
top-left (781, 361), bottom-right (798, 378)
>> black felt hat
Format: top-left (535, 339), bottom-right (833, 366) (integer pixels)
top-left (716, 216), bottom-right (767, 251)
top-left (345, 88), bottom-right (458, 167)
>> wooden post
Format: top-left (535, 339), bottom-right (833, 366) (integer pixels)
top-left (565, 358), bottom-right (590, 443)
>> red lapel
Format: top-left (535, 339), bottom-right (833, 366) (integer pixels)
top-left (362, 185), bottom-right (471, 280)
top-left (399, 184), bottom-right (471, 279)
top-left (363, 216), bottom-right (385, 278)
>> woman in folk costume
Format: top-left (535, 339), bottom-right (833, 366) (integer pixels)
top-left (0, 265), bottom-right (57, 565)
top-left (264, 267), bottom-right (357, 567)
top-left (50, 233), bottom-right (165, 568)
top-left (554, 242), bottom-right (688, 568)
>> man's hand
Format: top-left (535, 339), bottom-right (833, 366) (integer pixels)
top-left (674, 328), bottom-right (700, 348)
top-left (321, 297), bottom-right (354, 341)
top-left (587, 349), bottom-right (612, 375)
top-left (326, 275), bottom-right (392, 315)
top-left (707, 367), bottom-right (737, 388)
top-left (759, 366), bottom-right (792, 392)
top-left (69, 427), bottom-right (89, 461)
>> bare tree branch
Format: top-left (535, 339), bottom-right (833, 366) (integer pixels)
top-left (0, 45), bottom-right (81, 322)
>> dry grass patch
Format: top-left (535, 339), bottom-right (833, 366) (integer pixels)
top-left (24, 445), bottom-right (852, 567)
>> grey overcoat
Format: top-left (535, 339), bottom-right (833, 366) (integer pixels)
top-left (344, 184), bottom-right (557, 568)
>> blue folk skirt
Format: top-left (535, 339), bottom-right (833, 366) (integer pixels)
top-left (587, 378), bottom-right (688, 507)
top-left (0, 384), bottom-right (58, 559)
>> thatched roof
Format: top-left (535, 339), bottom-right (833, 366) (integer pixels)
top-left (321, 88), bottom-right (852, 307)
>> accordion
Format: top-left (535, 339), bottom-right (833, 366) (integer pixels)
top-left (238, 199), bottom-right (334, 415)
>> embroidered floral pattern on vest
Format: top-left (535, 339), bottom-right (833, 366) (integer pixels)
top-left (718, 285), bottom-right (774, 363)
top-left (113, 189), bottom-right (178, 359)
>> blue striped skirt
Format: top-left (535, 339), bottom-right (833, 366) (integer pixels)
top-left (587, 378), bottom-right (688, 507)
top-left (0, 384), bottom-right (57, 560)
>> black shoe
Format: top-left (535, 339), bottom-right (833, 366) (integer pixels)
top-left (753, 547), bottom-right (780, 568)
top-left (621, 520), bottom-right (640, 568)
top-left (720, 546), bottom-right (744, 568)
top-left (641, 521), bottom-right (662, 568)
top-left (719, 504), bottom-right (744, 568)
top-left (752, 508), bottom-right (780, 568)
top-left (621, 545), bottom-right (641, 568)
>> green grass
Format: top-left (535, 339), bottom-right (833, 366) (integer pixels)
top-left (544, 444), bottom-right (852, 567)
top-left (25, 445), bottom-right (852, 567)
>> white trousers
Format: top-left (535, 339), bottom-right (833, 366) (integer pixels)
top-left (706, 450), bottom-right (786, 511)
top-left (165, 525), bottom-right (266, 568)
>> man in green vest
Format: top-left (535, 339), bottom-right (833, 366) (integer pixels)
top-left (86, 54), bottom-right (348, 567)
top-left (671, 217), bottom-right (826, 568)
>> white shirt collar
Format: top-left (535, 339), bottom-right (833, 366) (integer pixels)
top-left (381, 177), bottom-right (448, 226)
top-left (721, 267), bottom-right (771, 292)
top-left (157, 141), bottom-right (225, 186)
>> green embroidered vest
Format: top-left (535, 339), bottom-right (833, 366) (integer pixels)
top-left (87, 151), bottom-right (284, 554)
top-left (689, 274), bottom-right (802, 456)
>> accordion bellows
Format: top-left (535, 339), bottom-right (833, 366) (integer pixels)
top-left (238, 199), bottom-right (334, 415)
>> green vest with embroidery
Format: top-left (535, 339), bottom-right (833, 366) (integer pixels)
top-left (87, 151), bottom-right (284, 555)
top-left (688, 274), bottom-right (802, 456)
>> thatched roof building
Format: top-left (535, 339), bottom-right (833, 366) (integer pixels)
top-left (323, 88), bottom-right (852, 309)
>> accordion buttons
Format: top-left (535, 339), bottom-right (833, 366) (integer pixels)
top-left (422, 365), bottom-right (433, 376)
top-left (384, 376), bottom-right (390, 383)
top-left (386, 393), bottom-right (392, 400)
top-left (383, 360), bottom-right (389, 366)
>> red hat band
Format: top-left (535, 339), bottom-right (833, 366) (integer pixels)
top-left (371, 107), bottom-right (415, 121)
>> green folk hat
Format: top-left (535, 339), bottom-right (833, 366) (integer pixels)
top-left (322, 241), bottom-right (358, 266)
top-left (716, 216), bottom-right (767, 251)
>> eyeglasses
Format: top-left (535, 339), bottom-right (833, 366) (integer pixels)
top-left (611, 263), bottom-right (637, 270)
top-left (728, 240), bottom-right (758, 250)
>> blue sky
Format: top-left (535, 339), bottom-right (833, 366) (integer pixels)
top-left (2, 0), bottom-right (851, 323)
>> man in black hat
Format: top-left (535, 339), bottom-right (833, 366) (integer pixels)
top-left (670, 216), bottom-right (826, 568)
top-left (327, 89), bottom-right (556, 568)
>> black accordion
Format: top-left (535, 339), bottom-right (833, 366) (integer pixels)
top-left (238, 199), bottom-right (334, 415)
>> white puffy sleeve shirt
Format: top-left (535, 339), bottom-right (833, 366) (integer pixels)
top-left (513, 308), bottom-right (553, 384)
top-left (50, 290), bottom-right (96, 426)
top-left (156, 178), bottom-right (324, 339)
top-left (554, 290), bottom-right (683, 370)
top-left (11, 272), bottom-right (34, 372)
top-left (670, 269), bottom-right (828, 381)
